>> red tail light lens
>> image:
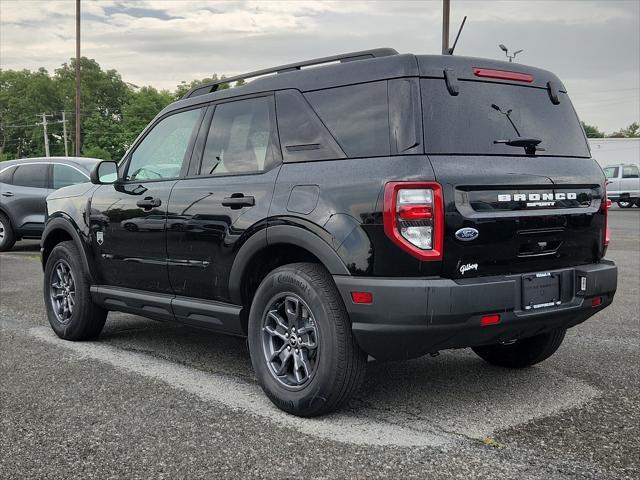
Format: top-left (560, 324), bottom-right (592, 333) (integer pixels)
top-left (602, 185), bottom-right (610, 248)
top-left (473, 68), bottom-right (533, 83)
top-left (351, 292), bottom-right (373, 304)
top-left (383, 182), bottom-right (444, 261)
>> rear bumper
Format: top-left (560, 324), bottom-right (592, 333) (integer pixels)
top-left (334, 261), bottom-right (617, 360)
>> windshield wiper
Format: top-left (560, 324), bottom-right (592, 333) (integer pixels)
top-left (493, 137), bottom-right (543, 155)
top-left (491, 103), bottom-right (544, 155)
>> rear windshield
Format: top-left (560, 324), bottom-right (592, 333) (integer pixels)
top-left (421, 79), bottom-right (590, 157)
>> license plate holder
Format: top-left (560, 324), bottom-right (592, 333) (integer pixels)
top-left (522, 272), bottom-right (561, 310)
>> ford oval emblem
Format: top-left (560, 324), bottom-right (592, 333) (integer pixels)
top-left (455, 227), bottom-right (479, 241)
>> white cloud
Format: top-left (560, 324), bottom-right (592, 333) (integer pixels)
top-left (1, 0), bottom-right (638, 132)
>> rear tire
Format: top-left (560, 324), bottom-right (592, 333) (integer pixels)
top-left (248, 262), bottom-right (366, 417)
top-left (617, 200), bottom-right (633, 208)
top-left (43, 241), bottom-right (107, 340)
top-left (472, 329), bottom-right (566, 368)
top-left (0, 212), bottom-right (16, 252)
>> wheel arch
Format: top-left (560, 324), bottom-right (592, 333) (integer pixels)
top-left (229, 224), bottom-right (350, 310)
top-left (41, 217), bottom-right (95, 282)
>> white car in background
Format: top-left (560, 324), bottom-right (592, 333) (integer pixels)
top-left (603, 164), bottom-right (640, 208)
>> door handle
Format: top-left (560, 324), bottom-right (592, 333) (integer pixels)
top-left (1, 191), bottom-right (13, 197)
top-left (222, 194), bottom-right (255, 209)
top-left (136, 197), bottom-right (161, 210)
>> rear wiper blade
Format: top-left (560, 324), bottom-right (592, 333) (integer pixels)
top-left (494, 137), bottom-right (544, 155)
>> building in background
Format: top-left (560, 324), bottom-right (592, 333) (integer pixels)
top-left (589, 138), bottom-right (640, 168)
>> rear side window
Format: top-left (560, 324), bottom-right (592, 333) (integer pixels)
top-left (200, 96), bottom-right (279, 176)
top-left (623, 165), bottom-right (639, 178)
top-left (12, 164), bottom-right (49, 188)
top-left (275, 90), bottom-right (345, 163)
top-left (603, 166), bottom-right (619, 179)
top-left (52, 164), bottom-right (88, 189)
top-left (421, 79), bottom-right (590, 157)
top-left (305, 81), bottom-right (390, 158)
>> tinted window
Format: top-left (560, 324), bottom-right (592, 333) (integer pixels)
top-left (276, 90), bottom-right (345, 163)
top-left (0, 166), bottom-right (15, 184)
top-left (12, 164), bottom-right (48, 188)
top-left (200, 96), bottom-right (278, 175)
top-left (305, 81), bottom-right (390, 158)
top-left (603, 167), bottom-right (619, 179)
top-left (52, 164), bottom-right (88, 189)
top-left (421, 79), bottom-right (590, 157)
top-left (622, 165), bottom-right (639, 178)
top-left (127, 108), bottom-right (203, 181)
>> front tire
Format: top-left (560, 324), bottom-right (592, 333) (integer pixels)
top-left (248, 262), bottom-right (366, 417)
top-left (44, 241), bottom-right (107, 340)
top-left (472, 329), bottom-right (566, 368)
top-left (0, 212), bottom-right (16, 252)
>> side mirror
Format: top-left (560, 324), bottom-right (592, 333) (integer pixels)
top-left (90, 161), bottom-right (119, 185)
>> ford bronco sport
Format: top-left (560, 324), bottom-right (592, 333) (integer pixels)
top-left (41, 49), bottom-right (618, 416)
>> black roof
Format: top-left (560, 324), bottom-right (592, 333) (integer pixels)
top-left (164, 49), bottom-right (566, 116)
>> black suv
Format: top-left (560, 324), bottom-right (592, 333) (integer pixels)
top-left (41, 49), bottom-right (618, 416)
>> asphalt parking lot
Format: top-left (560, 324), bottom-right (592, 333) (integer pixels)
top-left (1, 208), bottom-right (638, 479)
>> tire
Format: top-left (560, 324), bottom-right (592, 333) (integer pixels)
top-left (617, 200), bottom-right (633, 208)
top-left (43, 240), bottom-right (107, 340)
top-left (0, 212), bottom-right (16, 252)
top-left (635, 199), bottom-right (640, 207)
top-left (472, 328), bottom-right (566, 369)
top-left (248, 262), bottom-right (366, 417)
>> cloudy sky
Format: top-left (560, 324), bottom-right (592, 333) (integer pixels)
top-left (1, 0), bottom-right (638, 132)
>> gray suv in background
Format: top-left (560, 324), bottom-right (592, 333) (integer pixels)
top-left (0, 157), bottom-right (100, 251)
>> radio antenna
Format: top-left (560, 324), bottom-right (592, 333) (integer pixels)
top-left (448, 16), bottom-right (467, 55)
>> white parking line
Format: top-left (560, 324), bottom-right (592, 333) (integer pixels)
top-left (30, 326), bottom-right (455, 447)
top-left (29, 326), bottom-right (601, 448)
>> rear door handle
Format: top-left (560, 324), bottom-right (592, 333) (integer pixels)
top-left (136, 197), bottom-right (161, 209)
top-left (222, 195), bottom-right (255, 209)
top-left (1, 191), bottom-right (13, 197)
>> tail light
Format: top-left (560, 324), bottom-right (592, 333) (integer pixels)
top-left (601, 185), bottom-right (610, 249)
top-left (383, 182), bottom-right (443, 261)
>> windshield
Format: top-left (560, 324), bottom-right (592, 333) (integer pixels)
top-left (421, 79), bottom-right (590, 157)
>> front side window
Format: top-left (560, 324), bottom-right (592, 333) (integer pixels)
top-left (200, 96), bottom-right (278, 176)
top-left (622, 165), bottom-right (639, 178)
top-left (52, 164), bottom-right (88, 189)
top-left (11, 164), bottom-right (48, 188)
top-left (0, 166), bottom-right (15, 184)
top-left (603, 167), bottom-right (619, 179)
top-left (127, 108), bottom-right (203, 181)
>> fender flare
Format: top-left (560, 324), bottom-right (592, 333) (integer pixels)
top-left (41, 217), bottom-right (95, 281)
top-left (228, 225), bottom-right (350, 304)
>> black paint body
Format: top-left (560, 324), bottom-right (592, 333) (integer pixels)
top-left (42, 51), bottom-right (617, 359)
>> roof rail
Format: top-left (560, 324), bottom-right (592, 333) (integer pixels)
top-left (182, 48), bottom-right (399, 99)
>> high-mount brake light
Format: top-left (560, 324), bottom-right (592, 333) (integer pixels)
top-left (383, 182), bottom-right (443, 261)
top-left (473, 68), bottom-right (533, 83)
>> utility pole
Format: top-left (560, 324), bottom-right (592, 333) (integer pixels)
top-left (75, 0), bottom-right (81, 156)
top-left (61, 111), bottom-right (69, 156)
top-left (38, 113), bottom-right (52, 157)
top-left (442, 0), bottom-right (451, 55)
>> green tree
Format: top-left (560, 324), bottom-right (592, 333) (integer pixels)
top-left (54, 57), bottom-right (129, 155)
top-left (173, 74), bottom-right (231, 100)
top-left (0, 68), bottom-right (62, 159)
top-left (82, 145), bottom-right (112, 160)
top-left (119, 86), bottom-right (173, 152)
top-left (581, 121), bottom-right (605, 138)
top-left (608, 122), bottom-right (640, 138)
